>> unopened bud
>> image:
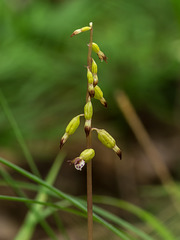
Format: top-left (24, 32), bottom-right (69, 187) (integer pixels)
top-left (95, 129), bottom-right (122, 159)
top-left (60, 115), bottom-right (81, 149)
top-left (66, 115), bottom-right (80, 135)
top-left (71, 26), bottom-right (91, 37)
top-left (91, 59), bottom-right (97, 74)
top-left (92, 42), bottom-right (107, 63)
top-left (97, 129), bottom-right (116, 149)
top-left (88, 84), bottom-right (95, 97)
top-left (84, 101), bottom-right (93, 120)
top-left (87, 68), bottom-right (93, 84)
top-left (92, 42), bottom-right (100, 53)
top-left (94, 85), bottom-right (107, 107)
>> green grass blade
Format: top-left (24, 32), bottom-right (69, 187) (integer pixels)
top-left (0, 157), bottom-right (131, 240)
top-left (0, 89), bottom-right (40, 177)
top-left (0, 167), bottom-right (58, 240)
top-left (93, 195), bottom-right (177, 240)
top-left (15, 152), bottom-right (66, 240)
top-left (93, 205), bottom-right (153, 240)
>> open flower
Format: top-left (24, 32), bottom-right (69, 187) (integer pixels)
top-left (68, 148), bottom-right (95, 171)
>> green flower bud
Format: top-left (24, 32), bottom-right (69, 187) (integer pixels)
top-left (71, 26), bottom-right (91, 37)
top-left (84, 101), bottom-right (93, 120)
top-left (92, 42), bottom-right (100, 53)
top-left (60, 115), bottom-right (81, 149)
top-left (66, 115), bottom-right (80, 135)
top-left (87, 68), bottom-right (93, 84)
top-left (94, 129), bottom-right (122, 159)
top-left (92, 59), bottom-right (97, 74)
top-left (94, 85), bottom-right (107, 107)
top-left (92, 43), bottom-right (107, 63)
top-left (97, 129), bottom-right (116, 149)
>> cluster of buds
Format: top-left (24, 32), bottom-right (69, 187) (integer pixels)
top-left (59, 23), bottom-right (121, 171)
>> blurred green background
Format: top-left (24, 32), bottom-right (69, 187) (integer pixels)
top-left (0, 0), bottom-right (180, 239)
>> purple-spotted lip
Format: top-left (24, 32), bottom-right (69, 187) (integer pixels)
top-left (74, 159), bottom-right (85, 171)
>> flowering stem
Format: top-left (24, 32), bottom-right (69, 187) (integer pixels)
top-left (86, 22), bottom-right (93, 240)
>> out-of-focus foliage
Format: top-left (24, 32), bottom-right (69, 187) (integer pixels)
top-left (0, 0), bottom-right (179, 145)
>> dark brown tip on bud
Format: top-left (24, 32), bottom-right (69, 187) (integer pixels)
top-left (84, 125), bottom-right (91, 137)
top-left (116, 150), bottom-right (122, 160)
top-left (104, 101), bottom-right (107, 108)
top-left (103, 55), bottom-right (108, 63)
top-left (70, 33), bottom-right (75, 37)
top-left (89, 91), bottom-right (95, 98)
top-left (60, 138), bottom-right (64, 149)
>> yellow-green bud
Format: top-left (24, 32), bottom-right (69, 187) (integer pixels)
top-left (84, 101), bottom-right (93, 120)
top-left (80, 148), bottom-right (95, 163)
top-left (94, 85), bottom-right (103, 99)
top-left (71, 26), bottom-right (91, 37)
top-left (92, 43), bottom-right (107, 63)
top-left (97, 129), bottom-right (116, 149)
top-left (92, 42), bottom-right (100, 53)
top-left (92, 59), bottom-right (97, 74)
top-left (94, 85), bottom-right (107, 107)
top-left (60, 115), bottom-right (81, 149)
top-left (87, 68), bottom-right (93, 84)
top-left (66, 115), bottom-right (80, 135)
top-left (81, 26), bottom-right (91, 32)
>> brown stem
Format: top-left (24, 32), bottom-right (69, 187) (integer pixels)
top-left (86, 22), bottom-right (93, 240)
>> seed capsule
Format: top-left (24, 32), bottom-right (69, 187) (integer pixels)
top-left (94, 85), bottom-right (107, 107)
top-left (71, 26), bottom-right (91, 37)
